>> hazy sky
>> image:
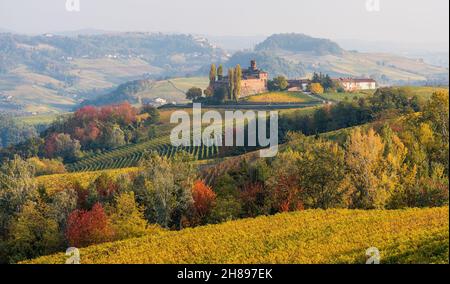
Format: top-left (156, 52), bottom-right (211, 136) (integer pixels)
top-left (1, 0), bottom-right (448, 45)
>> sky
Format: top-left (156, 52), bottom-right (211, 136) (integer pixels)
top-left (0, 0), bottom-right (449, 49)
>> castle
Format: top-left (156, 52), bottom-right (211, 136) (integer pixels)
top-left (213, 60), bottom-right (269, 98)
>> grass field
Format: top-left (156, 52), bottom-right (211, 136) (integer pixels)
top-left (316, 86), bottom-right (448, 103)
top-left (24, 207), bottom-right (449, 264)
top-left (317, 90), bottom-right (374, 102)
top-left (243, 92), bottom-right (319, 103)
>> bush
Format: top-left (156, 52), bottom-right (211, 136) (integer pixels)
top-left (28, 157), bottom-right (66, 176)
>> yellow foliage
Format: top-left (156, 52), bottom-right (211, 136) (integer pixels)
top-left (35, 167), bottom-right (139, 194)
top-left (245, 92), bottom-right (313, 103)
top-left (309, 83), bottom-right (324, 95)
top-left (23, 207), bottom-right (449, 264)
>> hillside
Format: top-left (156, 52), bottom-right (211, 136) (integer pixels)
top-left (227, 34), bottom-right (448, 84)
top-left (255, 33), bottom-right (344, 56)
top-left (25, 207), bottom-right (449, 264)
top-left (82, 77), bottom-right (209, 106)
top-left (0, 33), bottom-right (225, 113)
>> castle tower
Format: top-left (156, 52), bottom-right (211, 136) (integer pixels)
top-left (250, 60), bottom-right (257, 71)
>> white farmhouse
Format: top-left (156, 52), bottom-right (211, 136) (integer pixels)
top-left (337, 78), bottom-right (377, 92)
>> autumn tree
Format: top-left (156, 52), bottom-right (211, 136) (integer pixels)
top-left (191, 180), bottom-right (216, 225)
top-left (8, 201), bottom-right (62, 263)
top-left (345, 128), bottom-right (387, 209)
top-left (85, 173), bottom-right (119, 208)
top-left (66, 203), bottom-right (114, 248)
top-left (108, 192), bottom-right (148, 240)
top-left (309, 83), bottom-right (324, 95)
top-left (269, 151), bottom-right (303, 212)
top-left (44, 133), bottom-right (82, 163)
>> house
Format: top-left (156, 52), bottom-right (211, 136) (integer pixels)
top-left (213, 60), bottom-right (269, 97)
top-left (142, 97), bottom-right (168, 106)
top-left (287, 79), bottom-right (311, 92)
top-left (336, 78), bottom-right (377, 92)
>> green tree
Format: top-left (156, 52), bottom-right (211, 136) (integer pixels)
top-left (268, 76), bottom-right (289, 91)
top-left (102, 124), bottom-right (126, 149)
top-left (296, 139), bottom-right (348, 209)
top-left (0, 156), bottom-right (37, 238)
top-left (138, 152), bottom-right (196, 229)
top-left (186, 87), bottom-right (203, 102)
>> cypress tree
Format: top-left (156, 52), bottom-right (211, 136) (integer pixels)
top-left (228, 68), bottom-right (235, 101)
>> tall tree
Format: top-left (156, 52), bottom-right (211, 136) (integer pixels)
top-left (138, 152), bottom-right (196, 229)
top-left (217, 65), bottom-right (224, 80)
top-left (228, 68), bottom-right (235, 101)
top-left (233, 64), bottom-right (242, 100)
top-left (209, 64), bottom-right (217, 86)
top-left (345, 128), bottom-right (387, 209)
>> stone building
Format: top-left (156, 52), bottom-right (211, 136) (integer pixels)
top-left (214, 60), bottom-right (269, 98)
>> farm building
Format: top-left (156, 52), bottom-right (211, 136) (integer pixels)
top-left (335, 78), bottom-right (377, 92)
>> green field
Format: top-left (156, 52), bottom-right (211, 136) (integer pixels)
top-left (135, 77), bottom-right (209, 103)
top-left (316, 86), bottom-right (448, 103)
top-left (24, 207), bottom-right (449, 264)
top-left (317, 90), bottom-right (374, 102)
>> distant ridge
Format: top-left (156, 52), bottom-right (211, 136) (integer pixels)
top-left (255, 33), bottom-right (344, 55)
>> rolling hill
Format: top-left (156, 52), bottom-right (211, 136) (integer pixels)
top-left (1, 32), bottom-right (448, 114)
top-left (82, 77), bottom-right (209, 107)
top-left (24, 207), bottom-right (449, 264)
top-left (226, 34), bottom-right (448, 85)
top-left (0, 33), bottom-right (225, 114)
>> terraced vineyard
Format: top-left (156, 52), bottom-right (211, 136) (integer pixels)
top-left (67, 135), bottom-right (221, 172)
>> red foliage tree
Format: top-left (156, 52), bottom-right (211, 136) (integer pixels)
top-left (75, 105), bottom-right (99, 123)
top-left (44, 133), bottom-right (58, 158)
top-left (273, 175), bottom-right (304, 212)
top-left (191, 180), bottom-right (216, 223)
top-left (66, 203), bottom-right (114, 247)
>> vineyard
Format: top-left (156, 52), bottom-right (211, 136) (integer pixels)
top-left (66, 135), bottom-right (222, 172)
top-left (24, 207), bottom-right (449, 264)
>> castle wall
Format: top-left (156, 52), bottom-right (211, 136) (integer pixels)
top-left (240, 78), bottom-right (268, 97)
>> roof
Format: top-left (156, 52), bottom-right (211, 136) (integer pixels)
top-left (337, 78), bottom-right (376, 83)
